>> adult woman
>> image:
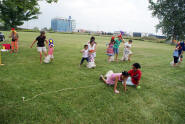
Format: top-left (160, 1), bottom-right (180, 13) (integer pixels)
top-left (9, 28), bottom-right (19, 53)
top-left (30, 31), bottom-right (48, 64)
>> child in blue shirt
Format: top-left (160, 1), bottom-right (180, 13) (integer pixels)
top-left (173, 46), bottom-right (180, 66)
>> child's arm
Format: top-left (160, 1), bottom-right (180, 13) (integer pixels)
top-left (114, 77), bottom-right (119, 93)
top-left (122, 77), bottom-right (128, 92)
top-left (80, 49), bottom-right (84, 53)
top-left (30, 40), bottom-right (37, 48)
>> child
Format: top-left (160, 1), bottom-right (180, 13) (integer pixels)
top-left (106, 37), bottom-right (115, 62)
top-left (124, 63), bottom-right (142, 88)
top-left (30, 31), bottom-right (48, 64)
top-left (87, 49), bottom-right (96, 68)
top-left (100, 71), bottom-right (129, 93)
top-left (122, 40), bottom-right (133, 61)
top-left (87, 40), bottom-right (96, 68)
top-left (172, 46), bottom-right (180, 66)
top-left (113, 34), bottom-right (124, 61)
top-left (44, 41), bottom-right (54, 63)
top-left (80, 45), bottom-right (89, 67)
top-left (177, 42), bottom-right (183, 63)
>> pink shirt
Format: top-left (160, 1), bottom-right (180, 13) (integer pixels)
top-left (106, 73), bottom-right (122, 85)
top-left (48, 47), bottom-right (54, 55)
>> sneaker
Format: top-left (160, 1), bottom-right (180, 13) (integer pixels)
top-left (114, 89), bottom-right (120, 94)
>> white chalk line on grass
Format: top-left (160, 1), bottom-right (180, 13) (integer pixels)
top-left (0, 84), bottom-right (102, 110)
top-left (23, 84), bottom-right (101, 102)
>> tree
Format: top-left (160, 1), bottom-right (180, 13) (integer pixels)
top-left (0, 0), bottom-right (58, 29)
top-left (149, 0), bottom-right (185, 40)
top-left (42, 27), bottom-right (48, 31)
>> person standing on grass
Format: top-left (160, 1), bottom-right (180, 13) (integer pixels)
top-left (9, 28), bottom-right (19, 53)
top-left (178, 41), bottom-right (185, 62)
top-left (88, 36), bottom-right (97, 58)
top-left (172, 46), bottom-right (180, 67)
top-left (122, 40), bottom-right (133, 61)
top-left (106, 37), bottom-right (115, 62)
top-left (80, 45), bottom-right (89, 67)
top-left (113, 34), bottom-right (124, 61)
top-left (30, 31), bottom-right (48, 64)
top-left (87, 39), bottom-right (96, 68)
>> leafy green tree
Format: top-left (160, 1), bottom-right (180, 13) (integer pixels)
top-left (149, 0), bottom-right (185, 40)
top-left (0, 0), bottom-right (58, 29)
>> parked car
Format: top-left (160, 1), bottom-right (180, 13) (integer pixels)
top-left (0, 32), bottom-right (5, 42)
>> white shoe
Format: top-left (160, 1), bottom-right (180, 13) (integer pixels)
top-left (114, 90), bottom-right (120, 94)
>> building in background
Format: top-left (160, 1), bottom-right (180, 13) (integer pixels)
top-left (133, 32), bottom-right (142, 37)
top-left (51, 16), bottom-right (76, 32)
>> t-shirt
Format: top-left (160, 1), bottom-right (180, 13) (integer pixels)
top-left (36, 36), bottom-right (46, 47)
top-left (128, 69), bottom-right (142, 85)
top-left (113, 39), bottom-right (122, 49)
top-left (173, 50), bottom-right (179, 57)
top-left (82, 49), bottom-right (89, 58)
top-left (124, 42), bottom-right (132, 51)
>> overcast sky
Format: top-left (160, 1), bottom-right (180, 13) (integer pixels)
top-left (21, 0), bottom-right (161, 34)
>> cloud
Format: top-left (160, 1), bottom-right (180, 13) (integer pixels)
top-left (21, 0), bottom-right (161, 34)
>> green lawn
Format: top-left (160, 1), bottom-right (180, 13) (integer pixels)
top-left (0, 31), bottom-right (185, 124)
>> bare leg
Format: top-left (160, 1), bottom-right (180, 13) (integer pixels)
top-left (115, 54), bottom-right (118, 61)
top-left (100, 75), bottom-right (107, 84)
top-left (173, 63), bottom-right (176, 67)
top-left (128, 54), bottom-right (132, 62)
top-left (40, 52), bottom-right (42, 64)
top-left (44, 51), bottom-right (47, 57)
top-left (108, 56), bottom-right (111, 62)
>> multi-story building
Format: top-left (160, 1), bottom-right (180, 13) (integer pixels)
top-left (51, 16), bottom-right (76, 32)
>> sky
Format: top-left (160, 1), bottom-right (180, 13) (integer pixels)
top-left (21, 0), bottom-right (161, 34)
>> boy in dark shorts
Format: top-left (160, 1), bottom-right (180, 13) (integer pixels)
top-left (80, 45), bottom-right (89, 67)
top-left (30, 31), bottom-right (48, 64)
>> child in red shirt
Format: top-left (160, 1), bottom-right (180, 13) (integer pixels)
top-left (123, 63), bottom-right (142, 89)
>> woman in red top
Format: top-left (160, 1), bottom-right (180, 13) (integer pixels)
top-left (123, 63), bottom-right (142, 89)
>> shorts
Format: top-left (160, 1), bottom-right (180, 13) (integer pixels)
top-left (37, 47), bottom-right (47, 53)
top-left (180, 55), bottom-right (183, 58)
top-left (122, 77), bottom-right (135, 86)
top-left (107, 53), bottom-right (114, 56)
top-left (173, 56), bottom-right (179, 63)
top-left (113, 48), bottom-right (119, 54)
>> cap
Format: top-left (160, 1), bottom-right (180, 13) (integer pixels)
top-left (118, 34), bottom-right (122, 38)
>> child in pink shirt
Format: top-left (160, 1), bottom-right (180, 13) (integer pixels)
top-left (44, 44), bottom-right (54, 63)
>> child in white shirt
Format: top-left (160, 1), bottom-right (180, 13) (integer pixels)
top-left (122, 40), bottom-right (133, 61)
top-left (80, 45), bottom-right (89, 67)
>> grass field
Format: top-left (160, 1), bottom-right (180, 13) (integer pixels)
top-left (0, 31), bottom-right (185, 124)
